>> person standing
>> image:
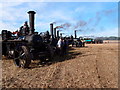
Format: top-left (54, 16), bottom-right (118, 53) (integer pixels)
top-left (57, 38), bottom-right (64, 56)
top-left (23, 21), bottom-right (29, 35)
top-left (62, 38), bottom-right (68, 55)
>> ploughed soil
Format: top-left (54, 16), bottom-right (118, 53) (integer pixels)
top-left (1, 41), bottom-right (118, 88)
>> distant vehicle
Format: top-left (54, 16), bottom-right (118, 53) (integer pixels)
top-left (84, 38), bottom-right (103, 44)
top-left (84, 38), bottom-right (94, 44)
top-left (72, 38), bottom-right (85, 47)
top-left (94, 39), bottom-right (103, 44)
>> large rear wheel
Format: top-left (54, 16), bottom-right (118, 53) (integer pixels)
top-left (14, 46), bottom-right (31, 68)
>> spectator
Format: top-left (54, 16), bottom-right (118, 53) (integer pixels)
top-left (57, 38), bottom-right (64, 56)
top-left (62, 39), bottom-right (68, 55)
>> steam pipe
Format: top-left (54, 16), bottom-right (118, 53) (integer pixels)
top-left (75, 30), bottom-right (77, 39)
top-left (54, 28), bottom-right (56, 38)
top-left (60, 33), bottom-right (62, 38)
top-left (50, 23), bottom-right (54, 39)
top-left (57, 30), bottom-right (59, 39)
top-left (27, 11), bottom-right (36, 35)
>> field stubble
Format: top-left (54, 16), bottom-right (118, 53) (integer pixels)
top-left (1, 41), bottom-right (118, 88)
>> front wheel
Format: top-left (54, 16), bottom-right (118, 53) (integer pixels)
top-left (14, 46), bottom-right (31, 68)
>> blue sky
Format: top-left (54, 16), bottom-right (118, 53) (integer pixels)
top-left (0, 2), bottom-right (118, 37)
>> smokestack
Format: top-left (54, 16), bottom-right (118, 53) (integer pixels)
top-left (75, 30), bottom-right (77, 39)
top-left (60, 33), bottom-right (62, 38)
top-left (54, 28), bottom-right (56, 38)
top-left (27, 11), bottom-right (36, 35)
top-left (50, 23), bottom-right (54, 39)
top-left (57, 30), bottom-right (59, 39)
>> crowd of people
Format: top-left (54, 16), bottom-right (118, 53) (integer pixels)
top-left (56, 37), bottom-right (86, 56)
top-left (56, 37), bottom-right (69, 56)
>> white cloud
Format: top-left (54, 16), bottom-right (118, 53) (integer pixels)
top-left (0, 21), bottom-right (19, 32)
top-left (1, 2), bottom-right (23, 7)
top-left (75, 27), bottom-right (118, 37)
top-left (48, 10), bottom-right (76, 24)
top-left (0, 2), bottom-right (118, 37)
top-left (0, 2), bottom-right (48, 32)
top-left (35, 22), bottom-right (50, 31)
top-left (75, 6), bottom-right (86, 13)
top-left (92, 28), bottom-right (118, 37)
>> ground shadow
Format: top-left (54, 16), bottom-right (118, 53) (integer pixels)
top-left (73, 46), bottom-right (88, 48)
top-left (29, 46), bottom-right (86, 69)
top-left (2, 46), bottom-right (89, 69)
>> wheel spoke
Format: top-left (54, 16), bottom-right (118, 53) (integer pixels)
top-left (14, 52), bottom-right (25, 60)
top-left (20, 53), bottom-right (25, 58)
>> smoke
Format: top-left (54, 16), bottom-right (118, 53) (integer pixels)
top-left (55, 23), bottom-right (71, 29)
top-left (103, 9), bottom-right (115, 16)
top-left (62, 23), bottom-right (71, 28)
top-left (51, 20), bottom-right (64, 25)
top-left (94, 8), bottom-right (116, 26)
top-left (55, 26), bottom-right (63, 29)
top-left (74, 20), bottom-right (87, 29)
top-left (85, 27), bottom-right (95, 32)
top-left (94, 15), bottom-right (101, 26)
top-left (54, 8), bottom-right (116, 33)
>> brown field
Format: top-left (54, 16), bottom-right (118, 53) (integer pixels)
top-left (1, 41), bottom-right (118, 88)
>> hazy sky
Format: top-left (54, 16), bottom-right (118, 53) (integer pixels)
top-left (0, 1), bottom-right (118, 37)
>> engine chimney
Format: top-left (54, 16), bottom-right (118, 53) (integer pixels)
top-left (60, 33), bottom-right (62, 38)
top-left (50, 23), bottom-right (54, 39)
top-left (28, 11), bottom-right (36, 35)
top-left (57, 30), bottom-right (59, 39)
top-left (75, 30), bottom-right (77, 39)
top-left (54, 28), bottom-right (56, 38)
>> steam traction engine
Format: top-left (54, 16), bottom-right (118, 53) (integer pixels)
top-left (2, 11), bottom-right (53, 68)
